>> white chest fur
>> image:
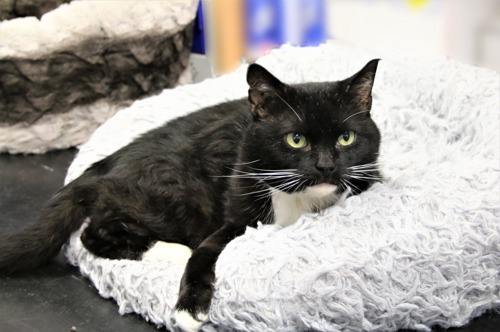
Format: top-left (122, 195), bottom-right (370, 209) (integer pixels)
top-left (271, 184), bottom-right (339, 227)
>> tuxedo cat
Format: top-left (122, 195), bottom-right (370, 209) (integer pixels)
top-left (0, 60), bottom-right (381, 331)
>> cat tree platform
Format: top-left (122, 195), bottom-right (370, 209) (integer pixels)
top-left (0, 0), bottom-right (198, 154)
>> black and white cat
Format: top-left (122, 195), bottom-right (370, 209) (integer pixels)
top-left (0, 60), bottom-right (381, 331)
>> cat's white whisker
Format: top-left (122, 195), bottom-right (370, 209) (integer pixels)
top-left (251, 190), bottom-right (275, 201)
top-left (348, 167), bottom-right (381, 173)
top-left (349, 170), bottom-right (379, 176)
top-left (253, 179), bottom-right (302, 201)
top-left (347, 175), bottom-right (382, 181)
top-left (260, 87), bottom-right (303, 122)
top-left (229, 167), bottom-right (299, 175)
top-left (348, 169), bottom-right (380, 174)
top-left (231, 160), bottom-right (261, 166)
top-left (214, 171), bottom-right (300, 180)
top-left (274, 179), bottom-right (301, 192)
top-left (341, 110), bottom-right (370, 123)
top-left (342, 178), bottom-right (361, 193)
top-left (227, 173), bottom-right (296, 179)
top-left (350, 166), bottom-right (380, 171)
top-left (219, 167), bottom-right (303, 183)
top-left (235, 186), bottom-right (272, 197)
top-left (246, 166), bottom-right (299, 172)
top-left (348, 162), bottom-right (383, 170)
top-left (235, 176), bottom-right (301, 198)
top-left (265, 182), bottom-right (299, 193)
top-left (349, 169), bottom-right (379, 174)
top-left (262, 174), bottom-right (302, 181)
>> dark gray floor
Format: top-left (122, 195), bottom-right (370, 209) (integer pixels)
top-left (0, 150), bottom-right (159, 332)
top-left (0, 149), bottom-right (498, 332)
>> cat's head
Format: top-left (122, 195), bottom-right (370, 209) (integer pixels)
top-left (241, 60), bottom-right (381, 196)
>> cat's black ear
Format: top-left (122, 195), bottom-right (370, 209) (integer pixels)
top-left (247, 64), bottom-right (285, 118)
top-left (346, 59), bottom-right (380, 110)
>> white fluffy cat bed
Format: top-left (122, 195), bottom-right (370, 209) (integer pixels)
top-left (0, 0), bottom-right (197, 154)
top-left (64, 44), bottom-right (499, 331)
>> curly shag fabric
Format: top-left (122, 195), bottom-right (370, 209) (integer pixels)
top-left (0, 0), bottom-right (197, 153)
top-left (64, 44), bottom-right (499, 331)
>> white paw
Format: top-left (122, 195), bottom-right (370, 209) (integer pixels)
top-left (173, 310), bottom-right (207, 332)
top-left (142, 241), bottom-right (192, 266)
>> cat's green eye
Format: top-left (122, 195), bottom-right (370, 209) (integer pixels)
top-left (338, 131), bottom-right (356, 146)
top-left (286, 133), bottom-right (307, 148)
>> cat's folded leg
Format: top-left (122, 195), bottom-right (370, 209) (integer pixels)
top-left (172, 222), bottom-right (244, 332)
top-left (81, 216), bottom-right (155, 260)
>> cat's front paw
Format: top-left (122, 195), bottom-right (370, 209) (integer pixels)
top-left (173, 275), bottom-right (213, 331)
top-left (172, 310), bottom-right (208, 332)
top-left (173, 283), bottom-right (212, 331)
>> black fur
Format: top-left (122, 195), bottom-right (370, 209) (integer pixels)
top-left (0, 60), bottom-right (381, 322)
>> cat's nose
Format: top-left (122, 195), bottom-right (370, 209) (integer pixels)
top-left (315, 164), bottom-right (335, 177)
top-left (315, 151), bottom-right (335, 178)
top-left (316, 152), bottom-right (336, 177)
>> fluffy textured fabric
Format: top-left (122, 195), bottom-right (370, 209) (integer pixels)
top-left (0, 0), bottom-right (197, 153)
top-left (64, 44), bottom-right (499, 331)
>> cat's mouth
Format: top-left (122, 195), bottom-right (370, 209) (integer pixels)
top-left (276, 177), bottom-right (341, 196)
top-left (263, 174), bottom-right (343, 196)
